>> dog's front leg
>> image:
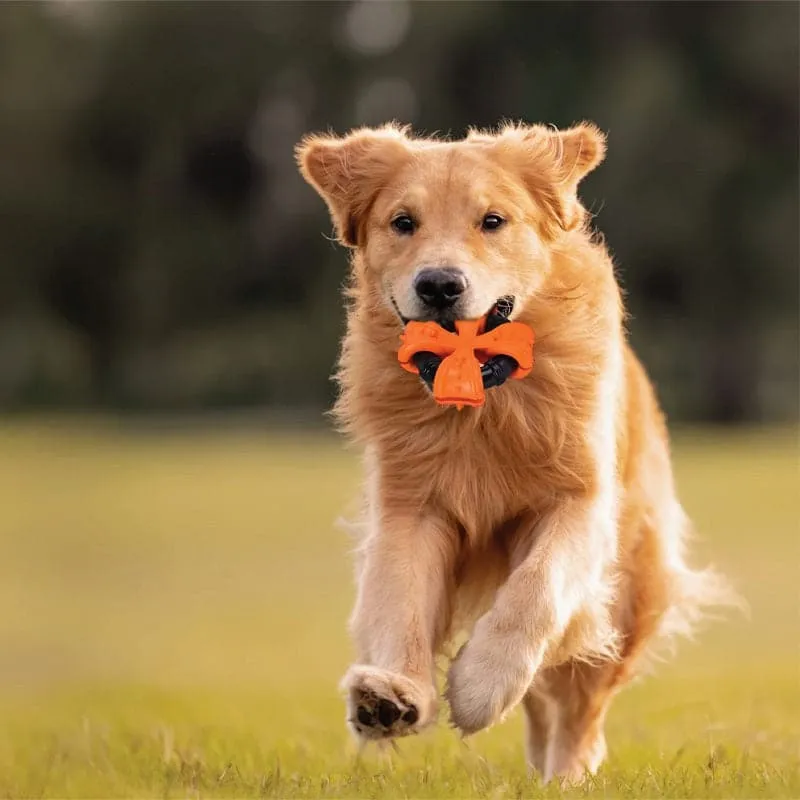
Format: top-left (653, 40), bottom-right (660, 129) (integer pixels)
top-left (342, 512), bottom-right (455, 742)
top-left (447, 497), bottom-right (615, 736)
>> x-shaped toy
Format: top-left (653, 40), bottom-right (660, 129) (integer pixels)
top-left (397, 315), bottom-right (534, 409)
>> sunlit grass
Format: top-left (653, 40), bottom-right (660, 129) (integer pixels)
top-left (0, 420), bottom-right (797, 797)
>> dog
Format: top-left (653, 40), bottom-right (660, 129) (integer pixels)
top-left (295, 121), bottom-right (734, 782)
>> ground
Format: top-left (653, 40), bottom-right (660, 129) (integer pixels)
top-left (0, 420), bottom-right (797, 798)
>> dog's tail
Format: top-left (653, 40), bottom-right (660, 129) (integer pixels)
top-left (644, 504), bottom-right (746, 669)
top-left (660, 561), bottom-right (744, 646)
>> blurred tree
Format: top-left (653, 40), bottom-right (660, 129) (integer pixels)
top-left (0, 0), bottom-right (796, 420)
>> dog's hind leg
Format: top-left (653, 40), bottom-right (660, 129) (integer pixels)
top-left (530, 534), bottom-right (672, 785)
top-left (521, 687), bottom-right (555, 777)
top-left (529, 659), bottom-right (621, 784)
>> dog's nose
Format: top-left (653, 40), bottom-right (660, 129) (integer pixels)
top-left (413, 268), bottom-right (468, 309)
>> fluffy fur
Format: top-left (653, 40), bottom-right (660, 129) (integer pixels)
top-left (295, 121), bottom-right (735, 783)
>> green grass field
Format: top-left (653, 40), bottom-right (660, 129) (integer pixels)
top-left (0, 421), bottom-right (797, 798)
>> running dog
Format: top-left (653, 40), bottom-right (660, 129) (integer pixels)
top-left (295, 121), bottom-right (733, 782)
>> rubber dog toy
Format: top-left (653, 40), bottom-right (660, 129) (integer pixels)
top-left (397, 312), bottom-right (534, 409)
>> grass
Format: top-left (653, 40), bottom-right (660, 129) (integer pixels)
top-left (0, 420), bottom-right (797, 798)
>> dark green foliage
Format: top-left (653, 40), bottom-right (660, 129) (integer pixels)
top-left (0, 1), bottom-right (796, 420)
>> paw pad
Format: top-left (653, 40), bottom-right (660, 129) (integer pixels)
top-left (350, 694), bottom-right (420, 739)
top-left (343, 666), bottom-right (432, 741)
top-left (376, 698), bottom-right (401, 727)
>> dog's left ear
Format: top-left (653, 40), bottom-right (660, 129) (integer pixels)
top-left (483, 121), bottom-right (607, 235)
top-left (295, 125), bottom-right (411, 247)
top-left (544, 122), bottom-right (606, 233)
top-left (554, 122), bottom-right (606, 186)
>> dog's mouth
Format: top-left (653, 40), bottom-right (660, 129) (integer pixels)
top-left (390, 295), bottom-right (515, 332)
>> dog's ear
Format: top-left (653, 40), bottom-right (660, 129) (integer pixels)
top-left (481, 121), bottom-right (606, 236)
top-left (547, 122), bottom-right (606, 233)
top-left (553, 122), bottom-right (606, 186)
top-left (295, 125), bottom-right (411, 247)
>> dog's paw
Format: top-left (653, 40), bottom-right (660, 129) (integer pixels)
top-left (446, 625), bottom-right (540, 736)
top-left (341, 665), bottom-right (436, 741)
top-left (546, 731), bottom-right (607, 786)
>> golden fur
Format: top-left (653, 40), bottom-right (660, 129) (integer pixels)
top-left (295, 121), bottom-right (734, 782)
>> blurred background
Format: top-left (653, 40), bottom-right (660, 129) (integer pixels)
top-left (0, 0), bottom-right (797, 423)
top-left (0, 3), bottom-right (798, 795)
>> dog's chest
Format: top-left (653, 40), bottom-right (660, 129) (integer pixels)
top-left (434, 439), bottom-right (519, 535)
top-left (416, 408), bottom-right (571, 544)
top-left (370, 365), bottom-right (593, 543)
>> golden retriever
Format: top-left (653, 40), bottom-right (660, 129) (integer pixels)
top-left (295, 121), bottom-right (733, 782)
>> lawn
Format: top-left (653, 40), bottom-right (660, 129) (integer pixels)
top-left (0, 420), bottom-right (797, 798)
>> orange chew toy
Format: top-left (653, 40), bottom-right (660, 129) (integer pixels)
top-left (397, 316), bottom-right (534, 409)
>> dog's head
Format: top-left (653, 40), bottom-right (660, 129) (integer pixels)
top-left (295, 122), bottom-right (605, 327)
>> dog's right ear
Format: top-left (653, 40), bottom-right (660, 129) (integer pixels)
top-left (295, 125), bottom-right (410, 247)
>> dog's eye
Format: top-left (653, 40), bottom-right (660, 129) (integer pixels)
top-left (481, 213), bottom-right (506, 232)
top-left (391, 214), bottom-right (416, 235)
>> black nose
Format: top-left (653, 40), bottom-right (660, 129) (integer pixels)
top-left (413, 268), bottom-right (468, 309)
